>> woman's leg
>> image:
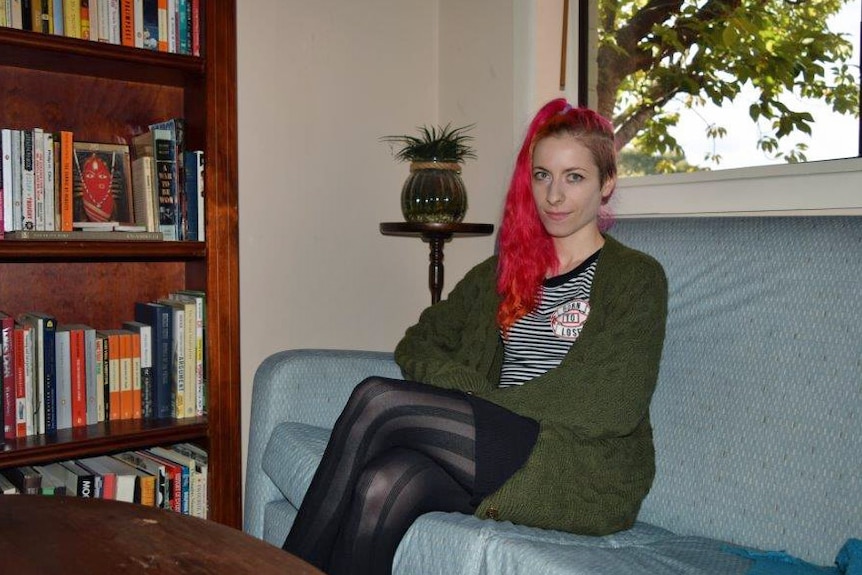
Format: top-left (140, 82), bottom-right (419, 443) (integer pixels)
top-left (282, 377), bottom-right (477, 572)
top-left (327, 448), bottom-right (474, 575)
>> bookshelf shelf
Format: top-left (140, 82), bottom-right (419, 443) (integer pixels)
top-left (0, 241), bottom-right (206, 262)
top-left (0, 1), bottom-right (240, 527)
top-left (0, 418), bottom-right (208, 468)
top-left (0, 27), bottom-right (204, 85)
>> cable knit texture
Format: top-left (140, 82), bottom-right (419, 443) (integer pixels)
top-left (395, 235), bottom-right (668, 535)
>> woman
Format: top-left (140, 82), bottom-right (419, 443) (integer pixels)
top-left (282, 99), bottom-right (668, 575)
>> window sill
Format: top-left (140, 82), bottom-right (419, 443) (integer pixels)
top-left (614, 157), bottom-right (862, 217)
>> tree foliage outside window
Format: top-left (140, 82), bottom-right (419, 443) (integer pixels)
top-left (592, 0), bottom-right (861, 175)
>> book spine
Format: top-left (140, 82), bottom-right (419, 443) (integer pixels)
top-left (156, 0), bottom-right (166, 51)
top-left (70, 329), bottom-right (87, 427)
top-left (80, 0), bottom-right (90, 39)
top-left (57, 131), bottom-right (73, 231)
top-left (14, 326), bottom-right (31, 437)
top-left (62, 0), bottom-right (80, 38)
top-left (32, 128), bottom-right (45, 231)
top-left (108, 0), bottom-right (120, 43)
top-left (133, 0), bottom-right (143, 47)
top-left (51, 0), bottom-right (62, 34)
top-left (10, 130), bottom-right (21, 232)
top-left (190, 0), bottom-right (199, 56)
top-left (54, 328), bottom-right (71, 430)
top-left (43, 131), bottom-right (55, 231)
top-left (94, 333), bottom-right (105, 422)
top-left (119, 0), bottom-right (133, 45)
top-left (1, 315), bottom-right (15, 439)
top-left (153, 129), bottom-right (177, 240)
top-left (21, 129), bottom-right (36, 231)
top-left (2, 130), bottom-right (13, 233)
top-left (42, 317), bottom-right (57, 433)
top-left (106, 332), bottom-right (120, 421)
top-left (176, 0), bottom-right (187, 54)
top-left (129, 331), bottom-right (141, 419)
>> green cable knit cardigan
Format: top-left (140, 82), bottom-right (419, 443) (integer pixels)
top-left (394, 235), bottom-right (668, 535)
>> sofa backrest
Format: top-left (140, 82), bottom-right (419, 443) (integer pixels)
top-left (610, 216), bottom-right (861, 566)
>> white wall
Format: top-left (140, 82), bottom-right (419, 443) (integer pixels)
top-left (237, 0), bottom-right (523, 494)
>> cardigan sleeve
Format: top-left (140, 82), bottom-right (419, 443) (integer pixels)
top-left (477, 249), bottom-right (668, 440)
top-left (394, 257), bottom-right (499, 393)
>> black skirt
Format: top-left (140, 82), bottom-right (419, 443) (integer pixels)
top-left (465, 393), bottom-right (539, 505)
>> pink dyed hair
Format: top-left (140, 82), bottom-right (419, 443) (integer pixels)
top-left (496, 99), bottom-right (617, 333)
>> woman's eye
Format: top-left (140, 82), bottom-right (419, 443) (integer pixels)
top-left (532, 170), bottom-right (549, 181)
top-left (566, 172), bottom-right (584, 183)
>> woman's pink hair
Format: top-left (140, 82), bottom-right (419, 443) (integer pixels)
top-left (497, 99), bottom-right (617, 333)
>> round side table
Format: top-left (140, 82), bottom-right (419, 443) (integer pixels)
top-left (380, 222), bottom-right (494, 304)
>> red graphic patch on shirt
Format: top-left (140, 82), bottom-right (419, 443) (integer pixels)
top-left (550, 299), bottom-right (590, 341)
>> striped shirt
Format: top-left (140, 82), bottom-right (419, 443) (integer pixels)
top-left (499, 250), bottom-right (600, 387)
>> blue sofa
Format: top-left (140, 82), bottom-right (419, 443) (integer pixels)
top-left (244, 216), bottom-right (862, 574)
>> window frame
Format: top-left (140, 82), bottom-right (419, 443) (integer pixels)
top-left (577, 0), bottom-right (862, 216)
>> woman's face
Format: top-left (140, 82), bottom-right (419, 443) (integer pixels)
top-left (531, 133), bottom-right (614, 245)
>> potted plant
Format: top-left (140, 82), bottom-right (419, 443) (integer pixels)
top-left (381, 123), bottom-right (476, 223)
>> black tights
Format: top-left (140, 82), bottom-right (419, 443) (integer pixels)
top-left (282, 377), bottom-right (479, 575)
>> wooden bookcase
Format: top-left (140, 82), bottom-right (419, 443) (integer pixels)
top-left (0, 1), bottom-right (241, 528)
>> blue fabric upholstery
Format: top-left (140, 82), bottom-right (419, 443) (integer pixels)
top-left (245, 216), bottom-right (862, 574)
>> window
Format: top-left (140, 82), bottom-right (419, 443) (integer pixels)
top-left (579, 0), bottom-right (861, 176)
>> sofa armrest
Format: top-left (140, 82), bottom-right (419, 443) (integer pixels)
top-left (243, 348), bottom-right (402, 538)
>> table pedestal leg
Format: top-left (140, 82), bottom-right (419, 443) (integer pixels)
top-left (428, 237), bottom-right (445, 304)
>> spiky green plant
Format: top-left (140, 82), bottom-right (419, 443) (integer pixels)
top-left (381, 123), bottom-right (477, 163)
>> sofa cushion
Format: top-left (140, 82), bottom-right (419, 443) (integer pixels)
top-left (262, 422), bottom-right (329, 507)
top-left (395, 513), bottom-right (752, 575)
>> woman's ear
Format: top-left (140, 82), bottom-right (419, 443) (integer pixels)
top-left (600, 175), bottom-right (616, 201)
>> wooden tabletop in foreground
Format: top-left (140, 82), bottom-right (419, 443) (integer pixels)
top-left (0, 496), bottom-right (322, 575)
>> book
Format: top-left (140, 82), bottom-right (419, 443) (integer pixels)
top-left (0, 472), bottom-right (18, 494)
top-left (182, 150), bottom-right (204, 241)
top-left (152, 128), bottom-right (178, 240)
top-left (150, 119), bottom-right (185, 236)
top-left (140, 0), bottom-right (157, 49)
top-left (32, 127), bottom-right (45, 230)
top-left (171, 291), bottom-right (204, 415)
top-left (134, 301), bottom-right (172, 419)
top-left (63, 324), bottom-right (97, 425)
top-left (17, 311), bottom-right (57, 434)
top-left (36, 463), bottom-right (71, 497)
top-left (171, 442), bottom-right (207, 518)
top-left (96, 329), bottom-right (121, 421)
top-left (114, 450), bottom-right (167, 508)
top-left (1, 466), bottom-right (41, 494)
top-left (33, 464), bottom-right (68, 496)
top-left (56, 130), bottom-right (74, 231)
top-left (122, 321), bottom-right (152, 419)
top-left (72, 141), bottom-right (134, 225)
top-left (158, 298), bottom-right (192, 418)
top-left (2, 129), bottom-right (13, 234)
top-left (94, 331), bottom-right (107, 422)
top-left (76, 456), bottom-right (120, 500)
top-left (13, 322), bottom-right (34, 437)
top-left (53, 326), bottom-right (72, 430)
top-left (62, 0), bottom-right (81, 38)
top-left (120, 0), bottom-right (133, 46)
top-left (21, 129), bottom-right (36, 231)
top-left (57, 324), bottom-right (87, 427)
top-left (42, 131), bottom-right (55, 231)
top-left (10, 129), bottom-right (22, 232)
top-left (60, 460), bottom-right (96, 497)
top-left (131, 155), bottom-right (158, 232)
top-left (0, 311), bottom-right (15, 439)
top-left (144, 446), bottom-right (189, 513)
top-left (128, 330), bottom-right (141, 419)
